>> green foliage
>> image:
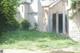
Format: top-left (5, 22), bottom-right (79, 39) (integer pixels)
top-left (70, 0), bottom-right (80, 18)
top-left (30, 23), bottom-right (38, 31)
top-left (71, 0), bottom-right (80, 9)
top-left (34, 23), bottom-right (38, 31)
top-left (6, 20), bottom-right (20, 31)
top-left (0, 0), bottom-right (19, 32)
top-left (71, 0), bottom-right (77, 9)
top-left (20, 20), bottom-right (30, 30)
top-left (0, 31), bottom-right (78, 49)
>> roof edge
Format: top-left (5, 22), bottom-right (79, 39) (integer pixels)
top-left (42, 0), bottom-right (61, 8)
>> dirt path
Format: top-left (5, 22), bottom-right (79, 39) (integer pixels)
top-left (0, 48), bottom-right (80, 53)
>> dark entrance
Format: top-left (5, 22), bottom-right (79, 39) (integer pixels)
top-left (58, 14), bottom-right (63, 33)
top-left (52, 13), bottom-right (63, 33)
top-left (52, 13), bottom-right (68, 33)
top-left (52, 14), bottom-right (56, 32)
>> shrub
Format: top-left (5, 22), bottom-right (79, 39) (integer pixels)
top-left (20, 20), bottom-right (30, 30)
top-left (6, 20), bottom-right (20, 31)
top-left (34, 23), bottom-right (38, 30)
top-left (0, 16), bottom-right (20, 32)
top-left (29, 23), bottom-right (38, 31)
top-left (0, 0), bottom-right (19, 33)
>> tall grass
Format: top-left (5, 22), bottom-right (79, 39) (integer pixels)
top-left (0, 31), bottom-right (79, 49)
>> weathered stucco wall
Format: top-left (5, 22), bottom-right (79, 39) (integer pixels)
top-left (69, 13), bottom-right (80, 41)
top-left (38, 2), bottom-right (45, 31)
top-left (27, 0), bottom-right (42, 29)
top-left (16, 0), bottom-right (42, 29)
top-left (68, 0), bottom-right (80, 42)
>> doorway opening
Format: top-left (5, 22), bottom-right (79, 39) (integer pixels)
top-left (52, 13), bottom-right (63, 33)
top-left (52, 14), bottom-right (56, 32)
top-left (58, 14), bottom-right (63, 33)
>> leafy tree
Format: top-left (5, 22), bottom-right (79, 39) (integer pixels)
top-left (0, 0), bottom-right (19, 33)
top-left (70, 0), bottom-right (80, 18)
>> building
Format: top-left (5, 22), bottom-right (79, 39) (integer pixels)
top-left (16, 0), bottom-right (80, 42)
top-left (16, 0), bottom-right (80, 41)
top-left (16, 0), bottom-right (68, 34)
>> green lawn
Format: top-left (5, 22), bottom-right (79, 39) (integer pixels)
top-left (0, 31), bottom-right (80, 50)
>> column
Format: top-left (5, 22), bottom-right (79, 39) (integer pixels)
top-left (63, 12), bottom-right (66, 34)
top-left (63, 1), bottom-right (67, 34)
top-left (56, 13), bottom-right (59, 33)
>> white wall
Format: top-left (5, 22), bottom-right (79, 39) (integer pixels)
top-left (16, 4), bottom-right (25, 23)
top-left (16, 0), bottom-right (42, 29)
top-left (69, 14), bottom-right (80, 42)
top-left (28, 0), bottom-right (42, 29)
top-left (68, 0), bottom-right (80, 42)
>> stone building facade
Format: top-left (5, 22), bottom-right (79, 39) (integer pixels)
top-left (16, 0), bottom-right (80, 42)
top-left (16, 0), bottom-right (68, 34)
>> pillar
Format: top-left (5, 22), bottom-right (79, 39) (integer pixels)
top-left (56, 13), bottom-right (59, 33)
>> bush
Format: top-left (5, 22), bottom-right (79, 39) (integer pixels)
top-left (0, 0), bottom-right (19, 33)
top-left (30, 23), bottom-right (38, 31)
top-left (20, 20), bottom-right (30, 30)
top-left (0, 17), bottom-right (20, 32)
top-left (6, 20), bottom-right (20, 31)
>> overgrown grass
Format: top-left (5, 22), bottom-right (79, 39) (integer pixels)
top-left (0, 31), bottom-right (79, 50)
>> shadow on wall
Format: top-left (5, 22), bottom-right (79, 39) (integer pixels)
top-left (0, 50), bottom-right (3, 53)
